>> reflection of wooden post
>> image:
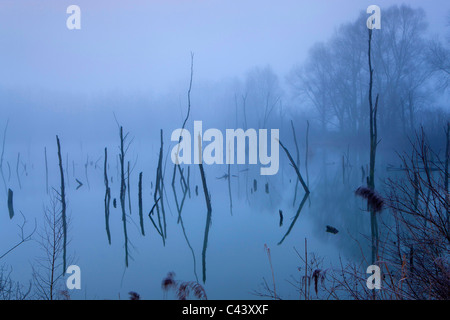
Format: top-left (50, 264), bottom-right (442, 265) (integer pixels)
top-left (305, 238), bottom-right (308, 300)
top-left (151, 129), bottom-right (166, 245)
top-left (199, 133), bottom-right (212, 284)
top-left (127, 161), bottom-right (132, 215)
top-left (291, 120), bottom-right (300, 206)
top-left (172, 53), bottom-right (193, 219)
top-left (305, 120), bottom-right (310, 190)
top-left (227, 129), bottom-right (232, 216)
top-left (227, 163), bottom-right (233, 216)
top-left (16, 153), bottom-right (21, 190)
top-left (278, 193), bottom-right (308, 245)
top-left (446, 122), bottom-right (449, 230)
top-left (278, 139), bottom-right (310, 245)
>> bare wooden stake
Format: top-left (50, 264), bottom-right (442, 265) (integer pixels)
top-left (104, 147), bottom-right (111, 244)
top-left (56, 135), bottom-right (67, 275)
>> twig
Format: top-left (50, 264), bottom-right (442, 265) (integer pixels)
top-left (264, 244), bottom-right (277, 300)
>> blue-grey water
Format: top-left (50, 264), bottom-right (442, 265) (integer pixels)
top-left (0, 104), bottom-right (387, 299)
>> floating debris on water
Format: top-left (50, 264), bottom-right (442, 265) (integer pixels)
top-left (8, 188), bottom-right (14, 219)
top-left (326, 225), bottom-right (339, 234)
top-left (279, 210), bottom-right (283, 227)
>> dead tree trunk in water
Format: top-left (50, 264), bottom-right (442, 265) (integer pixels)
top-left (16, 153), bottom-right (21, 190)
top-left (291, 120), bottom-right (300, 207)
top-left (0, 120), bottom-right (9, 195)
top-left (45, 147), bottom-right (49, 195)
top-left (368, 29), bottom-right (380, 266)
top-left (171, 52), bottom-right (193, 220)
top-left (138, 172), bottom-right (145, 236)
top-left (56, 135), bottom-right (67, 275)
top-left (278, 140), bottom-right (309, 195)
top-left (104, 147), bottom-right (111, 244)
top-left (119, 127), bottom-right (129, 267)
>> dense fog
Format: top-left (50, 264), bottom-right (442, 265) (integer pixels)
top-left (0, 1), bottom-right (449, 300)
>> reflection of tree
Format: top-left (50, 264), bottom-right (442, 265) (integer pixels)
top-left (278, 193), bottom-right (309, 245)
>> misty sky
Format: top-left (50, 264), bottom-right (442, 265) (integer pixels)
top-left (1, 0), bottom-right (448, 97)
